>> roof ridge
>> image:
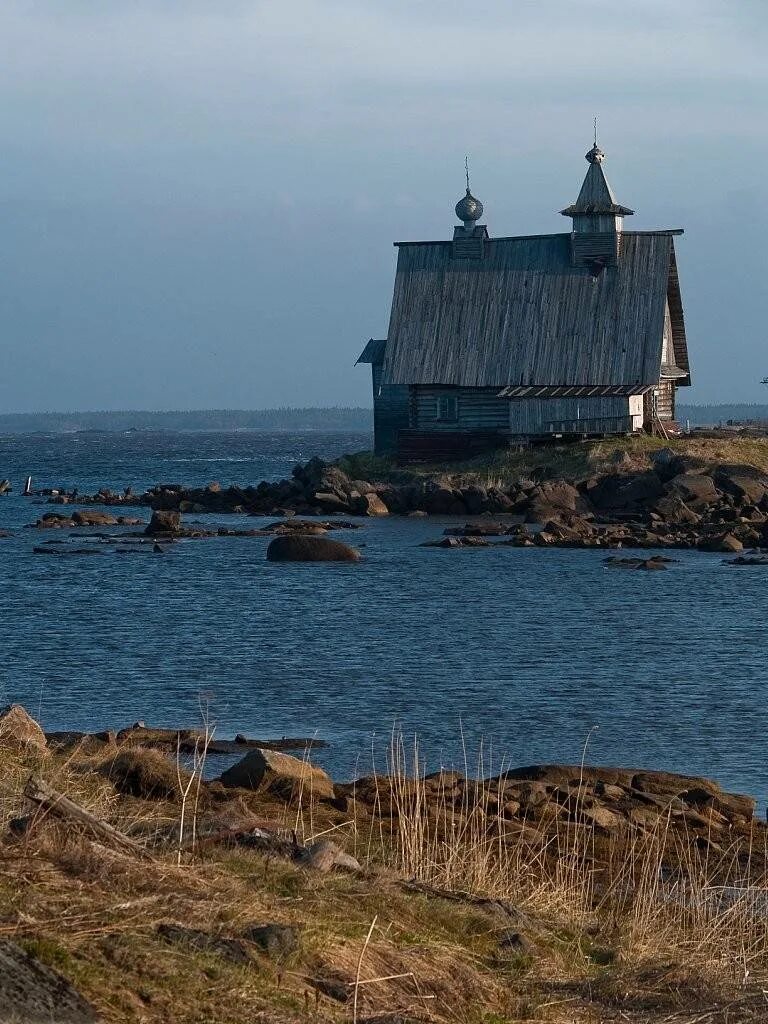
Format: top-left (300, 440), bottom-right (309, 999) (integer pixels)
top-left (394, 229), bottom-right (683, 247)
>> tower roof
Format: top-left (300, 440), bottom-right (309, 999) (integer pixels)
top-left (560, 143), bottom-right (634, 218)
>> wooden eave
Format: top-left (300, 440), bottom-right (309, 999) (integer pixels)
top-left (667, 242), bottom-right (691, 387)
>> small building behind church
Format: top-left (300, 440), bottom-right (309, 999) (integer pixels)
top-left (358, 142), bottom-right (690, 459)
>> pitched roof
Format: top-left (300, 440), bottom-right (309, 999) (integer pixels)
top-left (560, 160), bottom-right (634, 217)
top-left (356, 338), bottom-right (387, 364)
top-left (382, 231), bottom-right (688, 389)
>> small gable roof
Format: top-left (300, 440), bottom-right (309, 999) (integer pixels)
top-left (356, 338), bottom-right (387, 364)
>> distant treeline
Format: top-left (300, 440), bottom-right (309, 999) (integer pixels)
top-left (0, 408), bottom-right (374, 434)
top-left (678, 404), bottom-right (768, 426)
top-left (0, 404), bottom-right (766, 434)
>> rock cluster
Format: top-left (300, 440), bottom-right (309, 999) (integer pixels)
top-left (37, 448), bottom-right (768, 552)
top-left (339, 764), bottom-right (761, 856)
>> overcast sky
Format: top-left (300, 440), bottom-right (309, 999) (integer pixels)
top-left (0, 1), bottom-right (765, 411)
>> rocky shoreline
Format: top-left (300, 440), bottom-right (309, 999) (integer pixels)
top-left (2, 703), bottom-right (768, 1022)
top-left (20, 709), bottom-right (765, 864)
top-left (31, 445), bottom-right (768, 554)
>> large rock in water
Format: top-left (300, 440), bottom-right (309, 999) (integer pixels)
top-left (145, 510), bottom-right (181, 536)
top-left (0, 705), bottom-right (47, 752)
top-left (219, 748), bottom-right (334, 799)
top-left (266, 535), bottom-right (360, 563)
top-left (0, 938), bottom-right (99, 1022)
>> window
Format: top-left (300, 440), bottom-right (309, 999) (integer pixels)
top-left (436, 395), bottom-right (458, 422)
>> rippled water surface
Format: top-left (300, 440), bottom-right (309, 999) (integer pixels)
top-left (0, 429), bottom-right (767, 803)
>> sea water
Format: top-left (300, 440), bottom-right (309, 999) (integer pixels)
top-left (0, 428), bottom-right (766, 804)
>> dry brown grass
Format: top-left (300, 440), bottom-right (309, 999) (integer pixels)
top-left (0, 739), bottom-right (767, 1023)
top-left (343, 435), bottom-right (768, 492)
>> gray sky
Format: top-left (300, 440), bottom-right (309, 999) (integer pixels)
top-left (0, 0), bottom-right (765, 411)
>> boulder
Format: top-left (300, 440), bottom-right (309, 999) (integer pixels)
top-left (219, 748), bottom-right (335, 799)
top-left (712, 465), bottom-right (768, 505)
top-left (311, 491), bottom-right (352, 514)
top-left (652, 495), bottom-right (701, 525)
top-left (0, 939), bottom-right (99, 1022)
top-left (101, 748), bottom-right (187, 801)
top-left (244, 923), bottom-right (299, 958)
top-left (587, 471), bottom-right (664, 509)
top-left (297, 839), bottom-right (361, 873)
top-left (651, 449), bottom-right (708, 481)
top-left (424, 485), bottom-right (459, 515)
top-left (357, 492), bottom-right (389, 517)
top-left (266, 535), bottom-right (361, 563)
top-left (145, 510), bottom-right (181, 536)
top-left (664, 473), bottom-right (721, 509)
top-left (71, 509), bottom-right (119, 526)
top-left (0, 705), bottom-right (47, 752)
top-left (697, 533), bottom-right (743, 553)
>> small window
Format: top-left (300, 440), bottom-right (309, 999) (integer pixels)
top-left (436, 395), bottom-right (458, 422)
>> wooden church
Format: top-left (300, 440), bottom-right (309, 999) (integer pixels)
top-left (358, 142), bottom-right (690, 459)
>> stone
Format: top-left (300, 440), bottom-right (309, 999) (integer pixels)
top-left (101, 748), bottom-right (187, 801)
top-left (71, 509), bottom-right (120, 526)
top-left (244, 923), bottom-right (299, 959)
top-left (0, 938), bottom-right (99, 1022)
top-left (358, 492), bottom-right (389, 516)
top-left (682, 786), bottom-right (755, 820)
top-left (460, 485), bottom-right (489, 514)
top-left (582, 805), bottom-right (623, 831)
top-left (652, 495), bottom-right (701, 525)
top-left (595, 782), bottom-right (626, 801)
top-left (665, 474), bottom-right (721, 508)
top-left (0, 705), bottom-right (47, 752)
top-left (587, 471), bottom-right (664, 509)
top-left (424, 486), bottom-right (459, 515)
top-left (297, 839), bottom-right (361, 873)
top-left (630, 771), bottom-right (720, 799)
top-left (312, 491), bottom-right (352, 514)
top-left (497, 930), bottom-right (533, 955)
top-left (698, 533), bottom-right (743, 553)
top-left (713, 465), bottom-right (768, 505)
top-left (219, 748), bottom-right (335, 799)
top-left (145, 510), bottom-right (181, 536)
top-left (34, 513), bottom-right (73, 528)
top-left (266, 535), bottom-right (361, 563)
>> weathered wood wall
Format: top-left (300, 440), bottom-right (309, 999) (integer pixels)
top-left (412, 386), bottom-right (509, 432)
top-left (508, 394), bottom-right (641, 435)
top-left (372, 374), bottom-right (410, 455)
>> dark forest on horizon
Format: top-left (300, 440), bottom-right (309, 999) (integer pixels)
top-left (0, 404), bottom-right (766, 434)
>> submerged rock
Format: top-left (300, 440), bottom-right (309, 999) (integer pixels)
top-left (603, 555), bottom-right (677, 571)
top-left (266, 535), bottom-right (361, 563)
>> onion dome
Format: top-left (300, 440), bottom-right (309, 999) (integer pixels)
top-left (585, 143), bottom-right (605, 164)
top-left (455, 189), bottom-right (483, 223)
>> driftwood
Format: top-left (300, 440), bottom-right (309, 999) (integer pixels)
top-left (23, 774), bottom-right (153, 860)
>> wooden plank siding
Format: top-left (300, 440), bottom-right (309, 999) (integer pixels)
top-left (412, 386), bottom-right (509, 432)
top-left (382, 231), bottom-right (683, 390)
top-left (508, 394), bottom-right (642, 436)
top-left (372, 375), bottom-right (410, 455)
